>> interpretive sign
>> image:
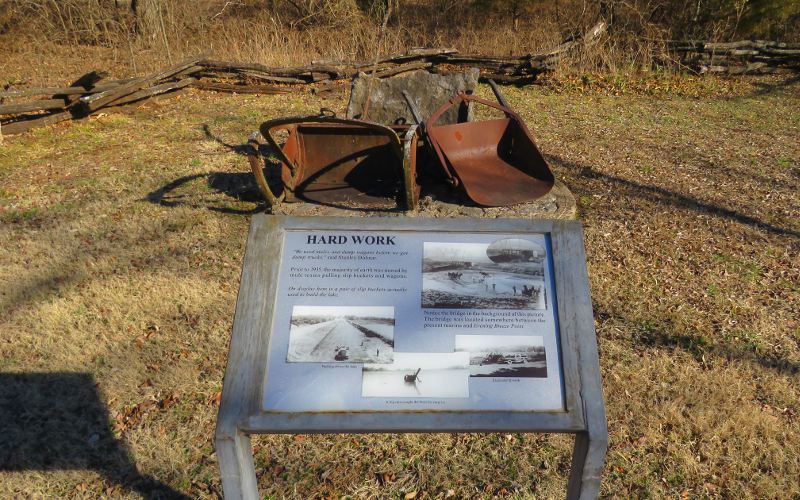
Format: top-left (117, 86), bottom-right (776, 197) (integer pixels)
top-left (265, 230), bottom-right (562, 412)
top-left (217, 215), bottom-right (607, 500)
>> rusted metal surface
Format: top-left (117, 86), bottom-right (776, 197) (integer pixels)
top-left (250, 112), bottom-right (418, 211)
top-left (424, 89), bottom-right (554, 207)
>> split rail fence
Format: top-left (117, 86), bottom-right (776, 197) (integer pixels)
top-left (2, 23), bottom-right (798, 136)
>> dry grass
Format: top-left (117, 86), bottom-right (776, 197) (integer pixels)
top-left (0, 75), bottom-right (798, 498)
top-left (0, 0), bottom-right (564, 88)
top-left (2, 0), bottom-right (798, 91)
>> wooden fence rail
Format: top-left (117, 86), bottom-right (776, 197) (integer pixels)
top-left (668, 40), bottom-right (800, 74)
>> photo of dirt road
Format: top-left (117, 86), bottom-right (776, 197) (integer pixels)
top-left (422, 239), bottom-right (547, 309)
top-left (287, 306), bottom-right (394, 363)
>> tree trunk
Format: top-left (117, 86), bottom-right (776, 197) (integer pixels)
top-left (132, 0), bottom-right (162, 41)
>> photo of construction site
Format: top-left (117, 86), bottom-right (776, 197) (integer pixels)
top-left (422, 239), bottom-right (547, 309)
top-left (286, 306), bottom-right (394, 363)
top-left (455, 335), bottom-right (547, 378)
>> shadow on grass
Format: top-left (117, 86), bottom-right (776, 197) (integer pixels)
top-left (0, 372), bottom-right (189, 499)
top-left (143, 124), bottom-right (274, 214)
top-left (744, 73), bottom-right (800, 98)
top-left (549, 155), bottom-right (799, 239)
top-left (200, 124), bottom-right (254, 156)
top-left (595, 307), bottom-right (800, 377)
top-left (550, 153), bottom-right (799, 375)
top-left (144, 172), bottom-right (265, 215)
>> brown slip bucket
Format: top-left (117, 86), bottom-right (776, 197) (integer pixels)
top-left (425, 93), bottom-right (554, 207)
top-left (251, 113), bottom-right (418, 211)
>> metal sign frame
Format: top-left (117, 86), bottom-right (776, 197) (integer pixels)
top-left (216, 215), bottom-right (607, 499)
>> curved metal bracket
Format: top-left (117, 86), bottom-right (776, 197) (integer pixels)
top-left (246, 132), bottom-right (284, 207)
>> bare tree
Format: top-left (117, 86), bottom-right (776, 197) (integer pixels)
top-left (131, 0), bottom-right (161, 40)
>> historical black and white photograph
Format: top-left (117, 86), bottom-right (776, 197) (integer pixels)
top-left (455, 335), bottom-right (547, 377)
top-left (286, 305), bottom-right (394, 363)
top-left (362, 352), bottom-right (470, 398)
top-left (422, 238), bottom-right (547, 309)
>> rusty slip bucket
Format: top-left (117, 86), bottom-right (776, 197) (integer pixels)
top-left (249, 111), bottom-right (419, 211)
top-left (424, 89), bottom-right (554, 207)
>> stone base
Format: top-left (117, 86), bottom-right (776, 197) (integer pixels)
top-left (270, 180), bottom-right (576, 220)
top-left (346, 69), bottom-right (480, 125)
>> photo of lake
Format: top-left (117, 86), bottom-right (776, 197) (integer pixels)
top-left (362, 352), bottom-right (469, 398)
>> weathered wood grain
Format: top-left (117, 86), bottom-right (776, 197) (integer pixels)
top-left (200, 59), bottom-right (344, 78)
top-left (0, 85), bottom-right (107, 99)
top-left (0, 99), bottom-right (67, 115)
top-left (0, 110), bottom-right (73, 135)
top-left (370, 61), bottom-right (432, 79)
top-left (79, 56), bottom-right (202, 112)
top-left (109, 77), bottom-right (196, 107)
top-left (553, 221), bottom-right (608, 500)
top-left (238, 70), bottom-right (308, 84)
top-left (216, 215), bottom-right (283, 500)
top-left (480, 73), bottom-right (538, 84)
top-left (192, 81), bottom-right (290, 94)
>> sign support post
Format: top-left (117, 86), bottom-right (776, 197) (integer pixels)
top-left (216, 215), bottom-right (607, 499)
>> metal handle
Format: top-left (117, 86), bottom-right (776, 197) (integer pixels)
top-left (246, 132), bottom-right (284, 207)
top-left (426, 91), bottom-right (522, 129)
top-left (401, 90), bottom-right (424, 126)
top-left (487, 79), bottom-right (512, 115)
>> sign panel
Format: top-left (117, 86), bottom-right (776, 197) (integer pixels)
top-left (262, 230), bottom-right (565, 413)
top-left (217, 216), bottom-right (607, 499)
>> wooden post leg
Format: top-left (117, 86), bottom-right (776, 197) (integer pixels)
top-left (565, 431), bottom-right (607, 500)
top-left (216, 427), bottom-right (259, 500)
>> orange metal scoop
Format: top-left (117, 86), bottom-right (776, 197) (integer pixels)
top-left (425, 91), bottom-right (554, 207)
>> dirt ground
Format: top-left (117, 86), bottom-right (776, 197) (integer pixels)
top-left (1, 75), bottom-right (798, 498)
